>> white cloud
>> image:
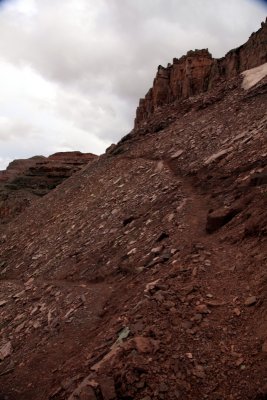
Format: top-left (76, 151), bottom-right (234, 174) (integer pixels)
top-left (0, 156), bottom-right (12, 171)
top-left (0, 0), bottom-right (266, 168)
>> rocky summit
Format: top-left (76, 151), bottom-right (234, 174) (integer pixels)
top-left (135, 20), bottom-right (267, 126)
top-left (0, 20), bottom-right (267, 400)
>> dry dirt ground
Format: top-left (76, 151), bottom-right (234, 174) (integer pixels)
top-left (0, 73), bottom-right (266, 399)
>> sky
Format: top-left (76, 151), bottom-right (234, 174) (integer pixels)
top-left (0, 0), bottom-right (266, 170)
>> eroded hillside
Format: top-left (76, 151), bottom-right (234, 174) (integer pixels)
top-left (0, 152), bottom-right (97, 225)
top-left (0, 21), bottom-right (267, 400)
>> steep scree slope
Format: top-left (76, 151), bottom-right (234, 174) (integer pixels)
top-left (0, 24), bottom-right (267, 400)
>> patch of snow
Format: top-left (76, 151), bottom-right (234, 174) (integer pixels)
top-left (242, 62), bottom-right (267, 90)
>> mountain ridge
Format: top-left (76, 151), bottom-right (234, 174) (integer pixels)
top-left (135, 18), bottom-right (267, 127)
top-left (0, 151), bottom-right (97, 225)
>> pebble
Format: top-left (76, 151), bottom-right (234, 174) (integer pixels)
top-left (159, 383), bottom-right (169, 393)
top-left (233, 308), bottom-right (241, 316)
top-left (163, 301), bottom-right (176, 309)
top-left (151, 245), bottom-right (163, 254)
top-left (195, 304), bottom-right (210, 314)
top-left (192, 364), bottom-right (206, 378)
top-left (0, 341), bottom-right (12, 360)
top-left (167, 213), bottom-right (175, 222)
top-left (127, 248), bottom-right (137, 256)
top-left (134, 336), bottom-right (158, 354)
top-left (193, 313), bottom-right (202, 322)
top-left (206, 293), bottom-right (213, 298)
top-left (171, 149), bottom-right (184, 159)
top-left (244, 296), bottom-right (257, 306)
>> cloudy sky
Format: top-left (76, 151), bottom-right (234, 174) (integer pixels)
top-left (0, 0), bottom-right (266, 169)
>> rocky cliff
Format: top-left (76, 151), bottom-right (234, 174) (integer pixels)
top-left (135, 18), bottom-right (267, 126)
top-left (0, 152), bottom-right (97, 225)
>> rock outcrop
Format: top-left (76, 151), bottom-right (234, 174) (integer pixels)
top-left (135, 18), bottom-right (267, 126)
top-left (0, 151), bottom-right (97, 225)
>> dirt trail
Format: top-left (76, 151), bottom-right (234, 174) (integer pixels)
top-left (61, 162), bottom-right (266, 400)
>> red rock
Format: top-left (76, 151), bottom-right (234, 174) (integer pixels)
top-left (0, 341), bottom-right (12, 360)
top-left (206, 207), bottom-right (241, 233)
top-left (100, 376), bottom-right (116, 400)
top-left (171, 149), bottom-right (184, 159)
top-left (135, 49), bottom-right (213, 126)
top-left (134, 336), bottom-right (154, 353)
top-left (135, 20), bottom-right (267, 127)
top-left (0, 151), bottom-right (97, 225)
top-left (204, 148), bottom-right (232, 165)
top-left (244, 296), bottom-right (257, 306)
top-left (195, 304), bottom-right (210, 314)
top-left (79, 387), bottom-right (97, 400)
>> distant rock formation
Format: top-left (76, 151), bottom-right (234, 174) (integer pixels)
top-left (135, 18), bottom-right (267, 126)
top-left (0, 151), bottom-right (97, 225)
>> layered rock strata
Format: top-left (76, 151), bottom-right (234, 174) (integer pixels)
top-left (135, 18), bottom-right (267, 126)
top-left (0, 152), bottom-right (97, 224)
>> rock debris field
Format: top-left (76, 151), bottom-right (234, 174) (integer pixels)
top-left (0, 20), bottom-right (267, 400)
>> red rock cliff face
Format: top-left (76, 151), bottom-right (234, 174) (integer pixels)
top-left (135, 19), bottom-right (267, 126)
top-left (0, 151), bottom-right (97, 225)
